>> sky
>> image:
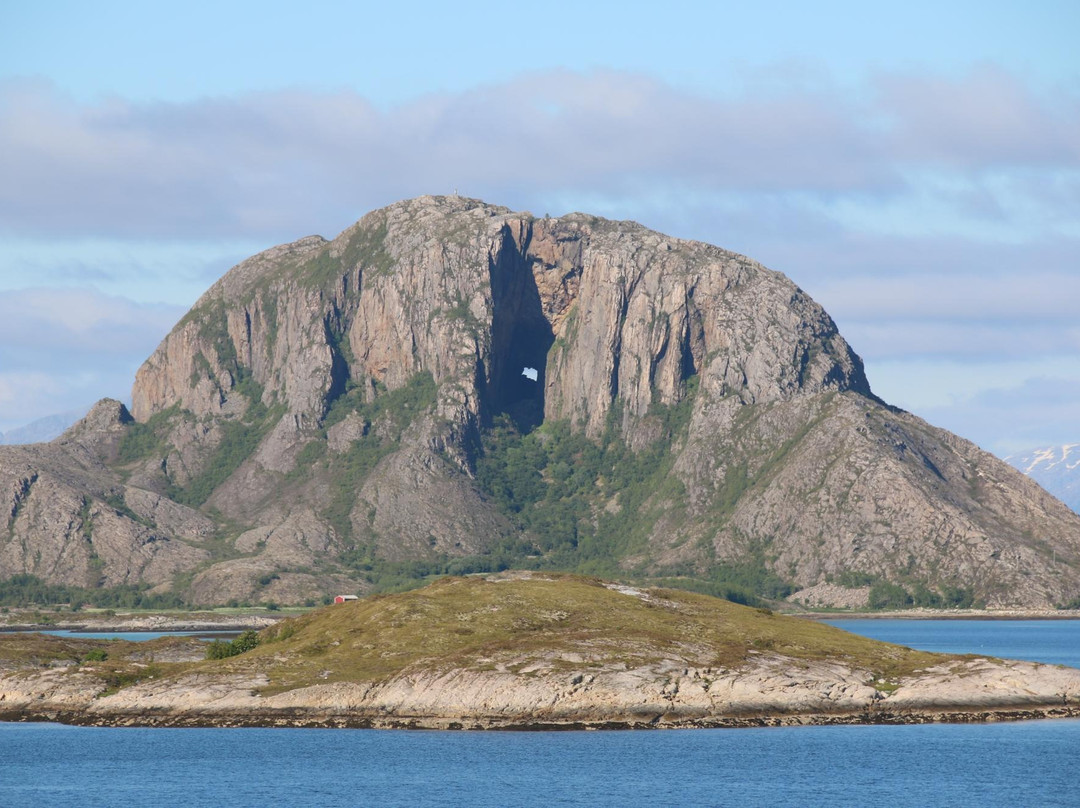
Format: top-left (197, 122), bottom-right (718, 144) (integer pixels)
top-left (0, 0), bottom-right (1077, 455)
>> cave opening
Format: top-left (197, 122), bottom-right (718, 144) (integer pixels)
top-left (484, 230), bottom-right (555, 434)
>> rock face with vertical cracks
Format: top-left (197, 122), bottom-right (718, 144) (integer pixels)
top-left (2, 196), bottom-right (1079, 606)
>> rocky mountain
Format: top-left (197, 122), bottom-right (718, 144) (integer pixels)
top-left (1006, 445), bottom-right (1080, 514)
top-left (2, 195), bottom-right (1079, 607)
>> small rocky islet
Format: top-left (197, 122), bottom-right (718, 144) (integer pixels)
top-left (1, 574), bottom-right (1078, 730)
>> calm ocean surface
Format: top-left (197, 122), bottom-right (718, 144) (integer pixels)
top-left (0, 629), bottom-right (238, 641)
top-left (822, 618), bottom-right (1080, 668)
top-left (2, 619), bottom-right (1078, 807)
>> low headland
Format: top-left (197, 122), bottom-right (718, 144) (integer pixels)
top-left (1, 573), bottom-right (1078, 730)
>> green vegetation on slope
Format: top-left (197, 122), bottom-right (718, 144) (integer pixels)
top-left (825, 571), bottom-right (979, 610)
top-left (115, 314), bottom-right (284, 508)
top-left (205, 630), bottom-right (260, 660)
top-left (300, 372), bottom-right (438, 542)
top-left (338, 217), bottom-right (394, 278)
top-left (0, 575), bottom-right (955, 709)
top-left (475, 390), bottom-right (695, 571)
top-left (286, 216), bottom-right (396, 291)
top-left (867, 579), bottom-right (978, 610)
top-left (0, 574), bottom-right (187, 610)
top-left (116, 405), bottom-right (184, 465)
top-left (322, 371), bottom-right (437, 433)
top-left (461, 381), bottom-right (792, 603)
top-left (167, 378), bottom-right (284, 507)
top-left (318, 380), bottom-right (798, 604)
top-left (0, 631), bottom-right (200, 696)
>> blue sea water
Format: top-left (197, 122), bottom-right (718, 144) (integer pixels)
top-left (1, 620), bottom-right (1078, 807)
top-left (1, 720), bottom-right (1077, 807)
top-left (0, 629), bottom-right (238, 641)
top-left (823, 618), bottom-right (1080, 668)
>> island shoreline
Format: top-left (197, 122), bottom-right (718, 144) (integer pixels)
top-left (3, 705), bottom-right (1079, 731)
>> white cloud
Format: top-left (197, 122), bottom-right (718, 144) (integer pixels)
top-left (0, 371), bottom-right (65, 408)
top-left (819, 272), bottom-right (1080, 321)
top-left (0, 288), bottom-right (183, 354)
top-left (0, 69), bottom-right (1077, 448)
top-left (840, 319), bottom-right (1080, 362)
top-left (0, 235), bottom-right (264, 304)
top-left (875, 67), bottom-right (1080, 168)
top-left (0, 287), bottom-right (182, 430)
top-left (0, 369), bottom-right (96, 434)
top-left (0, 69), bottom-right (1075, 242)
top-left (811, 270), bottom-right (1080, 364)
top-left (866, 356), bottom-right (1080, 411)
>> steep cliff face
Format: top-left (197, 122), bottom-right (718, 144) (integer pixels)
top-left (133, 198), bottom-right (867, 437)
top-left (126, 197), bottom-right (867, 519)
top-left (3, 196), bottom-right (1079, 606)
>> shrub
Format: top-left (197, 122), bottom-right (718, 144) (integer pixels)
top-left (205, 630), bottom-right (260, 660)
top-left (868, 581), bottom-right (913, 609)
top-left (0, 574), bottom-right (186, 610)
top-left (231, 630), bottom-right (259, 653)
top-left (205, 640), bottom-right (231, 660)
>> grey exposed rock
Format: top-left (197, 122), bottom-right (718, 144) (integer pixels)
top-left (2, 196), bottom-right (1079, 606)
top-left (3, 644), bottom-right (1079, 730)
top-left (788, 583), bottom-right (871, 610)
top-left (0, 442), bottom-right (210, 588)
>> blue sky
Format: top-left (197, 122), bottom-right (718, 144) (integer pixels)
top-left (0, 0), bottom-right (1077, 454)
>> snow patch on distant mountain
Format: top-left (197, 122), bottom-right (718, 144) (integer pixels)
top-left (1006, 444), bottom-right (1080, 514)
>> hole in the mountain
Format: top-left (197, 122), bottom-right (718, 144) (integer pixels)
top-left (491, 318), bottom-right (551, 433)
top-left (486, 230), bottom-right (554, 434)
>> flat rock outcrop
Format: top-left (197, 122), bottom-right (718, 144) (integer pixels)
top-left (7, 656), bottom-right (1078, 730)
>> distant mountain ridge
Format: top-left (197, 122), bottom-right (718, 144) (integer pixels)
top-left (0, 409), bottom-right (87, 446)
top-left (1006, 444), bottom-right (1080, 513)
top-left (1, 196), bottom-right (1079, 607)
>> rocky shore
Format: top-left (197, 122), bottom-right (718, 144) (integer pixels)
top-left (2, 655), bottom-right (1079, 730)
top-left (8, 707), bottom-right (1080, 731)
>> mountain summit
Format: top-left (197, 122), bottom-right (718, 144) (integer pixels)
top-left (2, 196), bottom-right (1079, 607)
